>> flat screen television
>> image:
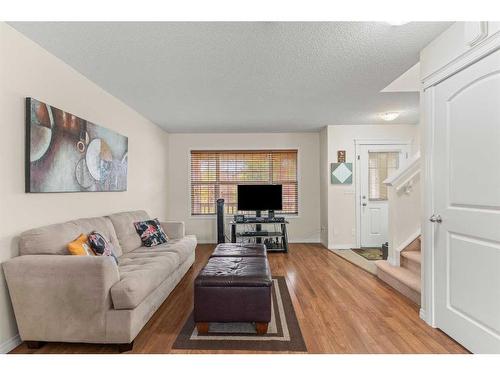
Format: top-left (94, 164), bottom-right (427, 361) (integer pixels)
top-left (237, 184), bottom-right (283, 211)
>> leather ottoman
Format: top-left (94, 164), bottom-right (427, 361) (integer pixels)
top-left (210, 243), bottom-right (267, 258)
top-left (194, 256), bottom-right (272, 334)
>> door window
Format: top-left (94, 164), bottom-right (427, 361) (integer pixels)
top-left (368, 152), bottom-right (399, 201)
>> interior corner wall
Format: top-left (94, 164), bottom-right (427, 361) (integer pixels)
top-left (166, 133), bottom-right (321, 244)
top-left (325, 124), bottom-right (420, 250)
top-left (319, 127), bottom-right (329, 247)
top-left (0, 23), bottom-right (170, 351)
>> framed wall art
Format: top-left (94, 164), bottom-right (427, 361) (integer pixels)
top-left (26, 97), bottom-right (128, 193)
top-left (331, 162), bottom-right (353, 184)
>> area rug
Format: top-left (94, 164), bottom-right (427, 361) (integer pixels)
top-left (351, 247), bottom-right (383, 261)
top-left (172, 276), bottom-right (307, 352)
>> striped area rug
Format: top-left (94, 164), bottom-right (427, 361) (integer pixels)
top-left (172, 277), bottom-right (306, 352)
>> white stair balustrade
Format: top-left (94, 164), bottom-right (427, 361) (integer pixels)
top-left (383, 152), bottom-right (421, 267)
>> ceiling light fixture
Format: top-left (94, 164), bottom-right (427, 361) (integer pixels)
top-left (386, 21), bottom-right (410, 26)
top-left (379, 112), bottom-right (400, 121)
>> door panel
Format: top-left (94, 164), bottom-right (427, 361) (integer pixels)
top-left (448, 233), bottom-right (500, 336)
top-left (448, 71), bottom-right (500, 208)
top-left (368, 208), bottom-right (381, 235)
top-left (433, 48), bottom-right (500, 353)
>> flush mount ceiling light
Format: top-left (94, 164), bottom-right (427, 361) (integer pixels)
top-left (379, 112), bottom-right (401, 121)
top-left (385, 21), bottom-right (410, 26)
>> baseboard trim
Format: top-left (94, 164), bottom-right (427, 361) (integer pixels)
top-left (419, 308), bottom-right (426, 322)
top-left (0, 334), bottom-right (21, 354)
top-left (289, 238), bottom-right (321, 243)
top-left (329, 244), bottom-right (356, 250)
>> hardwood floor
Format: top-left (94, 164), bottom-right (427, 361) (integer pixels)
top-left (10, 243), bottom-right (468, 354)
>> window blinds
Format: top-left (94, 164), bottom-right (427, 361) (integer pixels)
top-left (190, 150), bottom-right (298, 215)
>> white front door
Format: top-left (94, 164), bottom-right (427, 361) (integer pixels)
top-left (358, 144), bottom-right (409, 247)
top-left (432, 49), bottom-right (500, 353)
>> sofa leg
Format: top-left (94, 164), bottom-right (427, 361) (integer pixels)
top-left (25, 341), bottom-right (44, 349)
top-left (196, 322), bottom-right (209, 334)
top-left (255, 322), bottom-right (269, 335)
top-left (117, 341), bottom-right (134, 353)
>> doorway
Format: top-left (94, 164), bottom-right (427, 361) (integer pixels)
top-left (355, 141), bottom-right (410, 248)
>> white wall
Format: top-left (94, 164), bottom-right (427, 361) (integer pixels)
top-left (167, 133), bottom-right (321, 244)
top-left (0, 23), bottom-right (170, 351)
top-left (324, 124), bottom-right (419, 249)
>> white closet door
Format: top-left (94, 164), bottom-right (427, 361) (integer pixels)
top-left (433, 49), bottom-right (500, 353)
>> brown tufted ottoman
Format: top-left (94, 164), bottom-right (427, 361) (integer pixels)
top-left (194, 256), bottom-right (272, 335)
top-left (210, 243), bottom-right (267, 258)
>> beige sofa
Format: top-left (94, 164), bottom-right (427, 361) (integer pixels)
top-left (3, 210), bottom-right (197, 351)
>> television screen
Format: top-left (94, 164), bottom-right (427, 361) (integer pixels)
top-left (237, 184), bottom-right (283, 211)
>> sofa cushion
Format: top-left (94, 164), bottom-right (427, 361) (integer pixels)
top-left (111, 251), bottom-right (179, 309)
top-left (130, 235), bottom-right (197, 264)
top-left (108, 210), bottom-right (150, 254)
top-left (19, 216), bottom-right (121, 256)
top-left (134, 218), bottom-right (168, 247)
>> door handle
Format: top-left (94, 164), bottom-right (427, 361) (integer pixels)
top-left (362, 203), bottom-right (367, 206)
top-left (429, 214), bottom-right (442, 223)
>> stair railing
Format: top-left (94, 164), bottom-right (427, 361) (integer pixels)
top-left (383, 152), bottom-right (421, 266)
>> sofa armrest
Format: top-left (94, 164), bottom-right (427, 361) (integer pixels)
top-left (160, 221), bottom-right (185, 239)
top-left (3, 255), bottom-right (120, 342)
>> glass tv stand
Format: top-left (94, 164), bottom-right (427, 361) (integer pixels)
top-left (230, 218), bottom-right (289, 253)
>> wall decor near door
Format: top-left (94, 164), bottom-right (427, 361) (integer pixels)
top-left (331, 162), bottom-right (352, 184)
top-left (25, 98), bottom-right (128, 193)
top-left (337, 150), bottom-right (346, 163)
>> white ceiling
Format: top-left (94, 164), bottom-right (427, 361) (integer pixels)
top-left (10, 22), bottom-right (450, 133)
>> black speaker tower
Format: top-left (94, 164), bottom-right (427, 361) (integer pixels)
top-left (216, 199), bottom-right (225, 244)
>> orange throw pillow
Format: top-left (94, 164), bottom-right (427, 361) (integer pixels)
top-left (67, 234), bottom-right (94, 256)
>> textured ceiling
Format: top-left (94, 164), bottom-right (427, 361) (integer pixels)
top-left (9, 22), bottom-right (450, 132)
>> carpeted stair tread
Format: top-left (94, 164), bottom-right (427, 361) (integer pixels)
top-left (375, 260), bottom-right (421, 293)
top-left (401, 250), bottom-right (421, 264)
top-left (403, 238), bottom-right (421, 252)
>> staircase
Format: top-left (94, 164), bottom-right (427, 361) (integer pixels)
top-left (375, 237), bottom-right (421, 305)
top-left (376, 152), bottom-right (422, 305)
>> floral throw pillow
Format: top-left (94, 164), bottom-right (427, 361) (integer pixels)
top-left (134, 218), bottom-right (168, 247)
top-left (88, 231), bottom-right (118, 263)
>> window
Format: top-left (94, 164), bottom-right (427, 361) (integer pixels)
top-left (190, 150), bottom-right (298, 215)
top-left (368, 151), bottom-right (399, 201)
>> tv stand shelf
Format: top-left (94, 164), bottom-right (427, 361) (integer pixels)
top-left (230, 219), bottom-right (289, 253)
top-left (237, 231), bottom-right (283, 237)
